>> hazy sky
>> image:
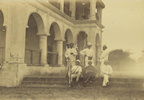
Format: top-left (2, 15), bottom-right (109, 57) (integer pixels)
top-left (102, 0), bottom-right (144, 59)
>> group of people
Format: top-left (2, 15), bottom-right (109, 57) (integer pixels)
top-left (65, 42), bottom-right (113, 87)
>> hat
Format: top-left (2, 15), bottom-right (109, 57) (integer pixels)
top-left (76, 59), bottom-right (80, 63)
top-left (103, 45), bottom-right (107, 50)
top-left (103, 45), bottom-right (107, 48)
top-left (87, 42), bottom-right (92, 46)
top-left (70, 43), bottom-right (74, 46)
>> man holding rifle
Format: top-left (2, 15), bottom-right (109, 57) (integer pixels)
top-left (65, 43), bottom-right (78, 87)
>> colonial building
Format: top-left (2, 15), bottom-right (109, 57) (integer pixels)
top-left (0, 0), bottom-right (105, 87)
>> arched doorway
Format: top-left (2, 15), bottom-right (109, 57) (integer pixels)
top-left (47, 22), bottom-right (61, 66)
top-left (63, 29), bottom-right (73, 66)
top-left (95, 34), bottom-right (101, 66)
top-left (77, 31), bottom-right (87, 67)
top-left (25, 13), bottom-right (44, 66)
top-left (0, 10), bottom-right (6, 64)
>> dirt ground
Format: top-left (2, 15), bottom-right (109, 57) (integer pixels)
top-left (0, 83), bottom-right (144, 100)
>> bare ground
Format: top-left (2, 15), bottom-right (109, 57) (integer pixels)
top-left (0, 82), bottom-right (144, 100)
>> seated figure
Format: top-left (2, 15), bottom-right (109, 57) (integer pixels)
top-left (82, 61), bottom-right (97, 87)
top-left (101, 61), bottom-right (113, 87)
top-left (68, 59), bottom-right (82, 87)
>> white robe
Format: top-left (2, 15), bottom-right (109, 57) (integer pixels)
top-left (100, 49), bottom-right (109, 65)
top-left (100, 49), bottom-right (109, 75)
top-left (101, 65), bottom-right (113, 86)
top-left (65, 48), bottom-right (77, 66)
top-left (80, 48), bottom-right (94, 67)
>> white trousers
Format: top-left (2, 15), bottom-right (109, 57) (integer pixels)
top-left (68, 73), bottom-right (81, 82)
top-left (102, 74), bottom-right (109, 86)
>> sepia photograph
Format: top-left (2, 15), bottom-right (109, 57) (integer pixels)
top-left (0, 0), bottom-right (144, 100)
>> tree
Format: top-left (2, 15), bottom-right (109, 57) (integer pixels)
top-left (108, 49), bottom-right (136, 70)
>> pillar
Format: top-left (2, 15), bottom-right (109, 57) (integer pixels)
top-left (60, 0), bottom-right (64, 12)
top-left (90, 0), bottom-right (96, 20)
top-left (73, 33), bottom-right (77, 44)
top-left (39, 35), bottom-right (48, 66)
top-left (4, 24), bottom-right (11, 64)
top-left (70, 0), bottom-right (76, 19)
top-left (97, 7), bottom-right (103, 23)
top-left (57, 40), bottom-right (63, 66)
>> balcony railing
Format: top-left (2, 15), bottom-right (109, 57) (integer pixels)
top-left (75, 11), bottom-right (90, 20)
top-left (25, 49), bottom-right (41, 66)
top-left (0, 47), bottom-right (5, 64)
top-left (34, 1), bottom-right (104, 28)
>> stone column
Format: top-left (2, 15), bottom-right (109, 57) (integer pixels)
top-left (73, 33), bottom-right (77, 44)
top-left (4, 25), bottom-right (11, 64)
top-left (90, 0), bottom-right (96, 20)
top-left (60, 0), bottom-right (64, 12)
top-left (56, 40), bottom-right (63, 66)
top-left (39, 35), bottom-right (48, 66)
top-left (97, 7), bottom-right (103, 23)
top-left (70, 0), bottom-right (76, 19)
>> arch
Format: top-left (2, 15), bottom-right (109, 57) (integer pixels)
top-left (25, 13), bottom-right (42, 65)
top-left (77, 31), bottom-right (88, 66)
top-left (0, 10), bottom-right (5, 64)
top-left (95, 33), bottom-right (101, 65)
top-left (47, 22), bottom-right (62, 66)
top-left (65, 29), bottom-right (73, 43)
top-left (49, 22), bottom-right (62, 40)
top-left (0, 8), bottom-right (7, 27)
top-left (77, 31), bottom-right (88, 49)
top-left (96, 34), bottom-right (101, 46)
top-left (0, 10), bottom-right (4, 27)
top-left (63, 29), bottom-right (73, 65)
top-left (26, 12), bottom-right (45, 35)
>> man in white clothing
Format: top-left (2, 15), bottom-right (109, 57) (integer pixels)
top-left (101, 61), bottom-right (113, 87)
top-left (99, 45), bottom-right (109, 75)
top-left (65, 43), bottom-right (78, 87)
top-left (68, 60), bottom-right (82, 86)
top-left (80, 42), bottom-right (94, 67)
top-left (100, 45), bottom-right (109, 65)
top-left (65, 43), bottom-right (78, 66)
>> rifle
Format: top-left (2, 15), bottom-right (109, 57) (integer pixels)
top-left (67, 58), bottom-right (72, 87)
top-left (0, 64), bottom-right (2, 70)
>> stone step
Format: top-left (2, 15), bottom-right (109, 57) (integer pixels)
top-left (21, 75), bottom-right (144, 89)
top-left (22, 75), bottom-right (144, 83)
top-left (21, 79), bottom-right (143, 89)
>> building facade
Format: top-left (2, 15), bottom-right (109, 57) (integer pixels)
top-left (0, 0), bottom-right (105, 87)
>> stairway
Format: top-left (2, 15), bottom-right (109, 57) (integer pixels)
top-left (20, 74), bottom-right (144, 89)
top-left (21, 74), bottom-right (68, 87)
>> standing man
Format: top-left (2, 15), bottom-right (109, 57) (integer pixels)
top-left (65, 43), bottom-right (78, 66)
top-left (99, 45), bottom-right (109, 75)
top-left (65, 43), bottom-right (78, 87)
top-left (80, 42), bottom-right (94, 67)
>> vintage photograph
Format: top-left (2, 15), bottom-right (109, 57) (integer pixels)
top-left (0, 0), bottom-right (144, 100)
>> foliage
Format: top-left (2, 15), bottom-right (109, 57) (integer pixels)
top-left (108, 49), bottom-right (136, 70)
